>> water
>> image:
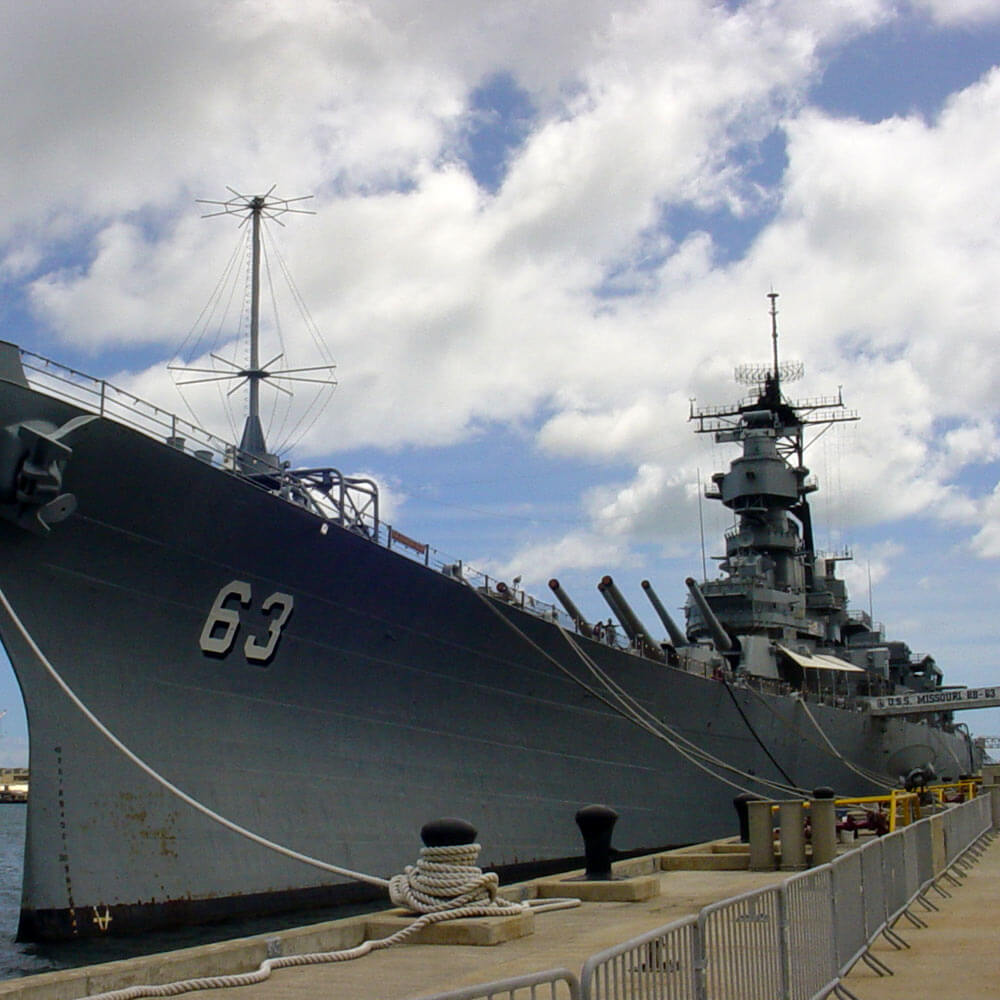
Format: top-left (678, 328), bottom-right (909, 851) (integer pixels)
top-left (0, 806), bottom-right (379, 981)
top-left (0, 805), bottom-right (54, 979)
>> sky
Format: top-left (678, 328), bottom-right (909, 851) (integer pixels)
top-left (1, 0), bottom-right (1000, 767)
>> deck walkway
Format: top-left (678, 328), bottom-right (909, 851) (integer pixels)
top-left (840, 832), bottom-right (1000, 999)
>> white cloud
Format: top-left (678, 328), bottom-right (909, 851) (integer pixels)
top-left (5, 0), bottom-right (1000, 759)
top-left (909, 0), bottom-right (1000, 26)
top-left (6, 0), bottom-right (1000, 565)
top-left (837, 539), bottom-right (903, 602)
top-left (489, 529), bottom-right (633, 586)
top-left (969, 484), bottom-right (1000, 558)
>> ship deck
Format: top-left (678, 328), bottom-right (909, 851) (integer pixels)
top-left (3, 806), bottom-right (998, 1000)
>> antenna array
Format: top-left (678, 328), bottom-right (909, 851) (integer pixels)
top-left (169, 188), bottom-right (337, 468)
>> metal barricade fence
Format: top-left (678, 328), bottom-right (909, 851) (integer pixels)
top-left (955, 801), bottom-right (970, 857)
top-left (900, 823), bottom-right (920, 903)
top-left (881, 829), bottom-right (908, 924)
top-left (914, 817), bottom-right (934, 892)
top-left (580, 915), bottom-right (698, 1000)
top-left (830, 848), bottom-right (866, 976)
top-left (974, 794), bottom-right (991, 838)
top-left (940, 794), bottom-right (988, 875)
top-left (943, 800), bottom-right (967, 868)
top-left (697, 886), bottom-right (784, 1000)
top-left (415, 968), bottom-right (581, 1000)
top-left (858, 839), bottom-right (885, 943)
top-left (470, 797), bottom-right (995, 1000)
top-left (783, 865), bottom-right (837, 1000)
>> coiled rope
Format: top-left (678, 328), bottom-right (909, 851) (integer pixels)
top-left (84, 841), bottom-right (573, 1000)
top-left (0, 584), bottom-right (578, 1000)
top-left (388, 842), bottom-right (516, 913)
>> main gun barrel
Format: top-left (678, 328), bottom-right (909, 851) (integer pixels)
top-left (598, 576), bottom-right (666, 662)
top-left (641, 579), bottom-right (688, 647)
top-left (685, 577), bottom-right (733, 652)
top-left (548, 579), bottom-right (593, 638)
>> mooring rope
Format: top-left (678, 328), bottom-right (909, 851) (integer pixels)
top-left (388, 842), bottom-right (517, 913)
top-left (83, 841), bottom-right (577, 1000)
top-left (465, 582), bottom-right (805, 797)
top-left (84, 911), bottom-right (482, 1000)
top-left (555, 622), bottom-right (807, 796)
top-left (0, 584), bottom-right (389, 889)
top-left (740, 681), bottom-right (896, 791)
top-left (0, 583), bottom-right (579, 998)
top-left (719, 676), bottom-right (798, 788)
top-left (793, 694), bottom-right (896, 790)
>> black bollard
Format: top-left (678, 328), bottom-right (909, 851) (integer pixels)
top-left (812, 786), bottom-right (835, 800)
top-left (421, 817), bottom-right (477, 848)
top-left (575, 804), bottom-right (618, 880)
top-left (733, 793), bottom-right (759, 843)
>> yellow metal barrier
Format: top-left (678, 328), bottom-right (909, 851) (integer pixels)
top-left (833, 790), bottom-right (920, 833)
top-left (923, 776), bottom-right (980, 805)
top-left (761, 779), bottom-right (983, 844)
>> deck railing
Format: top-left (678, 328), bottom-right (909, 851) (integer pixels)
top-left (19, 348), bottom-right (580, 631)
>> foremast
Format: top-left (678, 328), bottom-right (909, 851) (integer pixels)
top-left (165, 189), bottom-right (381, 533)
top-left (687, 294), bottom-right (858, 654)
top-left (171, 188), bottom-right (333, 474)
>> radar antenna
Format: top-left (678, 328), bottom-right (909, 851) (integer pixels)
top-left (769, 289), bottom-right (780, 382)
top-left (734, 293), bottom-right (804, 393)
top-left (169, 187), bottom-right (337, 473)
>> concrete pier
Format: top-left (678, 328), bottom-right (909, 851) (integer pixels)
top-left (0, 843), bottom-right (780, 1000)
top-left (4, 830), bottom-right (999, 1000)
top-left (841, 834), bottom-right (1000, 998)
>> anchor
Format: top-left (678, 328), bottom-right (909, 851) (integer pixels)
top-left (0, 414), bottom-right (96, 533)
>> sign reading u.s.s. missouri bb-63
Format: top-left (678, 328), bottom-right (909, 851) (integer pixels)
top-left (863, 686), bottom-right (1000, 716)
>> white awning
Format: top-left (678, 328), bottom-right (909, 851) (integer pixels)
top-left (777, 645), bottom-right (865, 673)
top-left (812, 653), bottom-right (865, 673)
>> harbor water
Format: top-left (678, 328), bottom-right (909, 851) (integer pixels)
top-left (0, 805), bottom-right (51, 979)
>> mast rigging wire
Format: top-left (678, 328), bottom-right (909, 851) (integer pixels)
top-left (466, 582), bottom-right (808, 797)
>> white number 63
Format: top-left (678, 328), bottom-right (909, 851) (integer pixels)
top-left (199, 580), bottom-right (294, 663)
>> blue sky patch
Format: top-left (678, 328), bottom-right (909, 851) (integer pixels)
top-left (812, 16), bottom-right (1000, 123)
top-left (456, 72), bottom-right (536, 192)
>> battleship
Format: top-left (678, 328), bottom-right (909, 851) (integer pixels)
top-left (0, 193), bottom-right (980, 941)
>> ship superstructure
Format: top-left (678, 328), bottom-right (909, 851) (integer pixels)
top-left (686, 294), bottom-right (943, 700)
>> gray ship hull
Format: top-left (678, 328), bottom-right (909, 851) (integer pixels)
top-left (0, 370), bottom-right (974, 941)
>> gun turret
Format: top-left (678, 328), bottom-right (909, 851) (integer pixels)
top-left (685, 577), bottom-right (734, 653)
top-left (598, 576), bottom-right (666, 662)
top-left (548, 579), bottom-right (594, 638)
top-left (640, 579), bottom-right (688, 648)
